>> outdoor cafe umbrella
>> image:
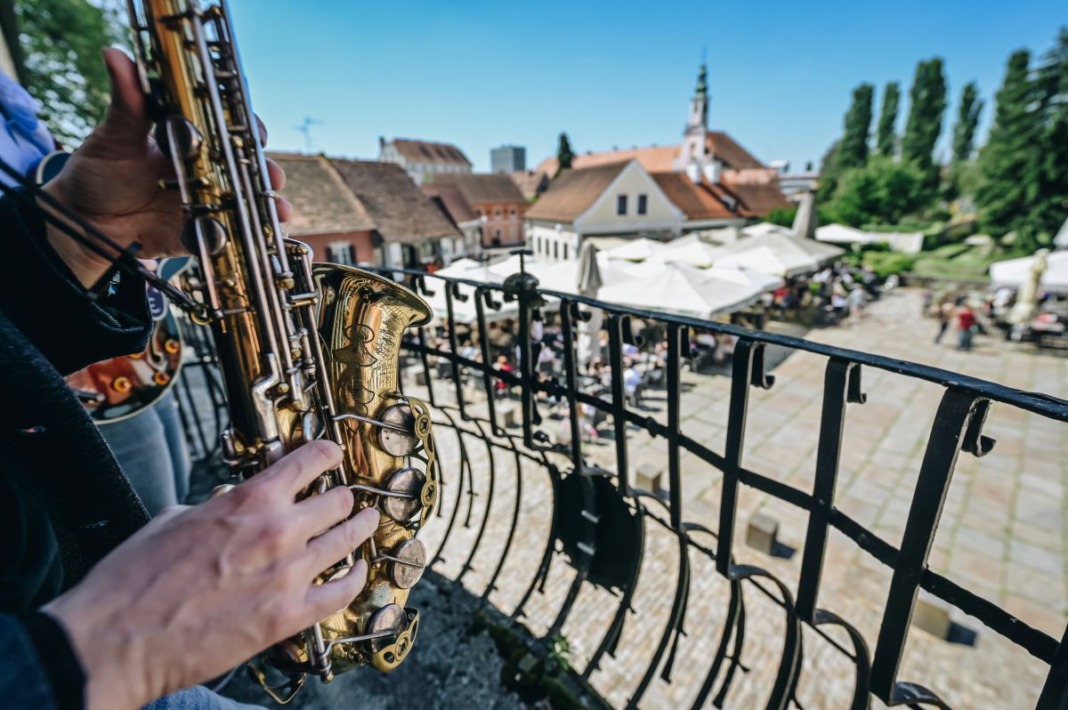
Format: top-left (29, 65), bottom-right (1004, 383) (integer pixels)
top-left (604, 237), bottom-right (665, 262)
top-left (708, 232), bottom-right (844, 277)
top-left (596, 263), bottom-right (766, 319)
top-left (660, 234), bottom-right (720, 269)
top-left (576, 242), bottom-right (604, 364)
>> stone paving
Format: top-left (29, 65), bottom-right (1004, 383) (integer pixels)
top-left (407, 288), bottom-right (1067, 708)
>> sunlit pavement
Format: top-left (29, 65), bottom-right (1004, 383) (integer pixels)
top-left (407, 287), bottom-right (1065, 708)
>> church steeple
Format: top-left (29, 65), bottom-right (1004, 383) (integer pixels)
top-left (681, 63), bottom-right (709, 167)
top-left (691, 63), bottom-right (708, 129)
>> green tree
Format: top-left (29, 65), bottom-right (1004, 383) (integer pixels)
top-left (902, 58), bottom-right (948, 194)
top-left (951, 82), bottom-right (983, 162)
top-left (876, 81), bottom-right (900, 156)
top-left (829, 157), bottom-right (927, 227)
top-left (1033, 28), bottom-right (1068, 239)
top-left (838, 83), bottom-right (874, 169)
top-left (556, 132), bottom-right (575, 175)
top-left (815, 140), bottom-right (841, 204)
top-left (16, 0), bottom-right (125, 146)
top-left (976, 50), bottom-right (1042, 247)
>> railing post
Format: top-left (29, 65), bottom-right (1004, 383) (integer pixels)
top-left (796, 358), bottom-right (864, 623)
top-left (870, 388), bottom-right (990, 705)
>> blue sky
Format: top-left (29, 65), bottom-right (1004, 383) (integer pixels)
top-left (227, 0), bottom-right (1067, 173)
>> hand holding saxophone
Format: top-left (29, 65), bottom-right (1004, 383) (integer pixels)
top-left (44, 441), bottom-right (378, 710)
top-left (39, 48), bottom-right (292, 288)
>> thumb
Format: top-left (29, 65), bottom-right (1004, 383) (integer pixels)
top-left (92, 48), bottom-right (151, 148)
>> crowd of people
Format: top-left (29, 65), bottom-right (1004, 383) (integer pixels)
top-left (418, 258), bottom-right (893, 445)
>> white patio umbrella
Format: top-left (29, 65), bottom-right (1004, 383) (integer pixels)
top-left (597, 263), bottom-right (765, 319)
top-left (604, 237), bottom-right (666, 262)
top-left (708, 231), bottom-right (844, 277)
top-left (660, 235), bottom-right (720, 268)
top-left (711, 245), bottom-right (812, 278)
top-left (707, 265), bottom-right (784, 291)
top-left (743, 222), bottom-right (793, 238)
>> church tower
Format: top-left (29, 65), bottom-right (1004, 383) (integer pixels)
top-left (681, 64), bottom-right (709, 167)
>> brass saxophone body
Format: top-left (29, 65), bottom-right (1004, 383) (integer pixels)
top-left (126, 0), bottom-right (437, 701)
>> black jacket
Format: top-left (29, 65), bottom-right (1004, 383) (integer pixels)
top-left (0, 192), bottom-right (153, 708)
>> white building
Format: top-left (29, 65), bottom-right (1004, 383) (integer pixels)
top-left (378, 137), bottom-right (472, 185)
top-left (524, 160), bottom-right (684, 261)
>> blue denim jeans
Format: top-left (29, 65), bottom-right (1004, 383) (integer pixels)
top-left (100, 391), bottom-right (192, 515)
top-left (143, 685), bottom-right (265, 710)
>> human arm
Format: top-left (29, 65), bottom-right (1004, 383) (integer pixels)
top-left (42, 441), bottom-right (377, 710)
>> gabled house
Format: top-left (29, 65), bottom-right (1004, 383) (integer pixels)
top-left (424, 173), bottom-right (528, 249)
top-left (378, 137), bottom-right (472, 185)
top-left (269, 152), bottom-right (461, 269)
top-left (523, 160), bottom-right (684, 261)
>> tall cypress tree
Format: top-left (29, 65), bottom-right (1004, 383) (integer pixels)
top-left (902, 58), bottom-right (948, 195)
top-left (951, 82), bottom-right (983, 162)
top-left (838, 83), bottom-right (874, 169)
top-left (876, 82), bottom-right (901, 156)
top-left (977, 50), bottom-right (1041, 246)
top-left (556, 132), bottom-right (575, 176)
top-left (1033, 28), bottom-right (1068, 239)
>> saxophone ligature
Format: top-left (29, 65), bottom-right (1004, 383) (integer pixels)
top-left (125, 0), bottom-right (438, 701)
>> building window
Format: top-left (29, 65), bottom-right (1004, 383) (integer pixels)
top-left (510, 208), bottom-right (516, 216)
top-left (493, 229), bottom-right (502, 247)
top-left (617, 194), bottom-right (628, 215)
top-left (495, 209), bottom-right (502, 217)
top-left (637, 194), bottom-right (648, 215)
top-left (327, 242), bottom-right (356, 266)
top-left (563, 244), bottom-right (569, 260)
top-left (553, 241), bottom-right (559, 259)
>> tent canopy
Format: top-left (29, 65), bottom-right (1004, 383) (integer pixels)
top-left (989, 250), bottom-right (1068, 292)
top-left (815, 223), bottom-right (881, 245)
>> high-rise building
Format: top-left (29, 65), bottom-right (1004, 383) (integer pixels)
top-left (491, 145), bottom-right (526, 173)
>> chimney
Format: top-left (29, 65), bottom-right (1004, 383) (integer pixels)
top-left (702, 159), bottom-right (722, 185)
top-left (378, 136), bottom-right (386, 148)
top-left (686, 161), bottom-right (701, 184)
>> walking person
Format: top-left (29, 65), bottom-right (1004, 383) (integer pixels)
top-left (957, 301), bottom-right (977, 351)
top-left (934, 300), bottom-right (954, 344)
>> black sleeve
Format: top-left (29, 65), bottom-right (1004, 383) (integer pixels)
top-left (0, 612), bottom-right (83, 710)
top-left (22, 612), bottom-right (85, 710)
top-left (0, 192), bottom-right (151, 375)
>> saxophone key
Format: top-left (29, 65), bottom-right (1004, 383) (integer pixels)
top-left (377, 467), bottom-right (426, 523)
top-left (374, 539), bottom-right (427, 589)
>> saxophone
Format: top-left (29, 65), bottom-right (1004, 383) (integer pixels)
top-left (125, 0), bottom-right (438, 701)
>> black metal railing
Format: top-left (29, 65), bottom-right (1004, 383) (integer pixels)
top-left (179, 264), bottom-right (1068, 709)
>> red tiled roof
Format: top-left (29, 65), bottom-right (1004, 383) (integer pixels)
top-left (650, 172), bottom-right (743, 220)
top-left (327, 159), bottom-right (461, 244)
top-left (389, 138), bottom-right (471, 167)
top-left (534, 132), bottom-right (767, 176)
top-left (268, 152), bottom-right (374, 236)
top-left (422, 182), bottom-right (479, 224)
top-left (524, 162), bottom-right (629, 223)
top-left (426, 173), bottom-right (526, 206)
top-left (508, 170), bottom-right (550, 200)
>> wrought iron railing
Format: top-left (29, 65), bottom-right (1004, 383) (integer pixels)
top-left (178, 264), bottom-right (1068, 709)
